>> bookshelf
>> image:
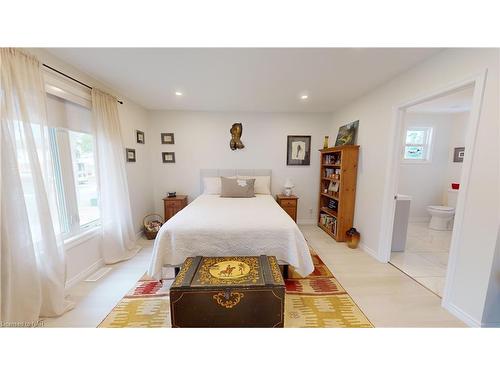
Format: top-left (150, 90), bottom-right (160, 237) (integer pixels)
top-left (318, 144), bottom-right (359, 242)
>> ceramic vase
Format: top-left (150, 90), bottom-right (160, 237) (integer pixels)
top-left (323, 135), bottom-right (329, 149)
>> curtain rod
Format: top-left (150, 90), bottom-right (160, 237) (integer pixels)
top-left (42, 63), bottom-right (124, 104)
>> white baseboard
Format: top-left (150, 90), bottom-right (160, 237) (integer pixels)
top-left (441, 299), bottom-right (481, 327)
top-left (359, 242), bottom-right (386, 262)
top-left (297, 218), bottom-right (316, 225)
top-left (65, 258), bottom-right (104, 291)
top-left (136, 230), bottom-right (144, 240)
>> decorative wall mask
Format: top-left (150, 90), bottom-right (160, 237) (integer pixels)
top-left (230, 123), bottom-right (245, 150)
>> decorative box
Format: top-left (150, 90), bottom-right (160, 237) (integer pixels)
top-left (170, 255), bottom-right (285, 328)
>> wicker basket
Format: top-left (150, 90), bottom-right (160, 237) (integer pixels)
top-left (143, 214), bottom-right (164, 240)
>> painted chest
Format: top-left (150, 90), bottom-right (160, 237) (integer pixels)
top-left (170, 255), bottom-right (285, 327)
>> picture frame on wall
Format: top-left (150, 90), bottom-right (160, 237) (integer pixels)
top-left (136, 130), bottom-right (145, 144)
top-left (453, 147), bottom-right (465, 162)
top-left (161, 132), bottom-right (175, 144)
top-left (162, 152), bottom-right (176, 163)
top-left (287, 135), bottom-right (311, 166)
top-left (126, 148), bottom-right (136, 162)
top-left (335, 120), bottom-right (359, 146)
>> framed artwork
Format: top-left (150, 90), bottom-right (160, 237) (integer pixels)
top-left (453, 147), bottom-right (465, 162)
top-left (125, 148), bottom-right (136, 162)
top-left (136, 130), bottom-right (145, 144)
top-left (162, 152), bottom-right (176, 163)
top-left (161, 133), bottom-right (175, 144)
top-left (335, 120), bottom-right (359, 146)
top-left (287, 135), bottom-right (311, 166)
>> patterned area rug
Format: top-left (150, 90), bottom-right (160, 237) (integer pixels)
top-left (99, 249), bottom-right (373, 328)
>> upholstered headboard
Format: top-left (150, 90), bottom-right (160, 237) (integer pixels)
top-left (199, 169), bottom-right (272, 194)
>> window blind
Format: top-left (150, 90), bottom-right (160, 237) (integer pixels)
top-left (46, 93), bottom-right (92, 134)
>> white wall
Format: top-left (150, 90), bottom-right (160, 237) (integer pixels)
top-left (397, 111), bottom-right (469, 220)
top-left (446, 111), bottom-right (469, 189)
top-left (28, 49), bottom-right (155, 285)
top-left (118, 100), bottom-right (154, 234)
top-left (148, 111), bottom-right (330, 223)
top-left (398, 113), bottom-right (453, 221)
top-left (329, 48), bottom-right (499, 326)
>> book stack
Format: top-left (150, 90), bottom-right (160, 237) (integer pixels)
top-left (323, 154), bottom-right (341, 164)
top-left (320, 213), bottom-right (337, 235)
top-left (328, 199), bottom-right (338, 211)
top-left (324, 167), bottom-right (341, 179)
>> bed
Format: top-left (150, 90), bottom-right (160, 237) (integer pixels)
top-left (147, 169), bottom-right (314, 279)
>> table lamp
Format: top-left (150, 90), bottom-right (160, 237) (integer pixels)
top-left (284, 178), bottom-right (294, 196)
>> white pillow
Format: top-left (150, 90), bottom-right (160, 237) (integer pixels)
top-left (238, 175), bottom-right (271, 195)
top-left (203, 176), bottom-right (236, 194)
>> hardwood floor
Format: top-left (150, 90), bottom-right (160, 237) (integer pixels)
top-left (43, 226), bottom-right (465, 327)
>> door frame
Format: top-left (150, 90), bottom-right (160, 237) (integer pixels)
top-left (377, 70), bottom-right (487, 305)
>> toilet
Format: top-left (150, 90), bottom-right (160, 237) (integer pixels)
top-left (426, 189), bottom-right (458, 231)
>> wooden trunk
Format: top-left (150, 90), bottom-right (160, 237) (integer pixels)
top-left (170, 255), bottom-right (285, 328)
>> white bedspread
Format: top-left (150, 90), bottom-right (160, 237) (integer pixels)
top-left (147, 194), bottom-right (314, 278)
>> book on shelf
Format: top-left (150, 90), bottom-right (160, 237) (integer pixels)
top-left (323, 153), bottom-right (341, 164)
top-left (328, 198), bottom-right (338, 211)
top-left (324, 168), bottom-right (341, 178)
top-left (319, 213), bottom-right (337, 236)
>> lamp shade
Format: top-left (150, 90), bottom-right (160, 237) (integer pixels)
top-left (284, 178), bottom-right (294, 188)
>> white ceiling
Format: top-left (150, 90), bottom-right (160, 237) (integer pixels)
top-left (407, 85), bottom-right (474, 113)
top-left (45, 48), bottom-right (441, 112)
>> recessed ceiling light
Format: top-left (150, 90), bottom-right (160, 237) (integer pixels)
top-left (175, 91), bottom-right (183, 96)
top-left (300, 95), bottom-right (308, 100)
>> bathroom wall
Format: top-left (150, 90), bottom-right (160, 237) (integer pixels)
top-left (398, 112), bottom-right (454, 221)
top-left (445, 111), bottom-right (470, 197)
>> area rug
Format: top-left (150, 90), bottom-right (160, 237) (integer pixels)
top-left (99, 249), bottom-right (373, 328)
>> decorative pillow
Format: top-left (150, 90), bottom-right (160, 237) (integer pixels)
top-left (238, 175), bottom-right (271, 195)
top-left (220, 177), bottom-right (256, 198)
top-left (203, 176), bottom-right (236, 194)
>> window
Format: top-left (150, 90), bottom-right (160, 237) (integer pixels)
top-left (403, 127), bottom-right (433, 162)
top-left (46, 95), bottom-right (100, 238)
top-left (69, 131), bottom-right (99, 226)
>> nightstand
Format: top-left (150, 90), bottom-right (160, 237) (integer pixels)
top-left (276, 194), bottom-right (298, 222)
top-left (163, 195), bottom-right (188, 221)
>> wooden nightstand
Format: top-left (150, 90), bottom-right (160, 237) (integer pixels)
top-left (276, 194), bottom-right (298, 222)
top-left (163, 195), bottom-right (188, 221)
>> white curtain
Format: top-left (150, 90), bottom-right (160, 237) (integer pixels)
top-left (0, 48), bottom-right (74, 323)
top-left (92, 89), bottom-right (139, 264)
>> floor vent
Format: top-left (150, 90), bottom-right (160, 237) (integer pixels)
top-left (84, 267), bottom-right (112, 282)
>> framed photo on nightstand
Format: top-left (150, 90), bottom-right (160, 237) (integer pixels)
top-left (162, 152), bottom-right (175, 163)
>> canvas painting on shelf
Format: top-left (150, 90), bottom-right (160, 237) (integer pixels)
top-left (335, 120), bottom-right (359, 146)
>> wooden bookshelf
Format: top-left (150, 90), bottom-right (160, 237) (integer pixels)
top-left (318, 144), bottom-right (359, 242)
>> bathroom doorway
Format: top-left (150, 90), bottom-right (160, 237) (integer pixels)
top-left (387, 84), bottom-right (476, 297)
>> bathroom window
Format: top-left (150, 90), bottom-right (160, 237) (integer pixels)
top-left (403, 126), bottom-right (433, 162)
